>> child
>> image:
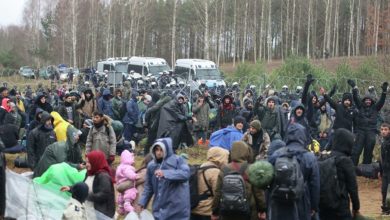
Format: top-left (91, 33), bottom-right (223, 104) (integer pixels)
top-left (62, 182), bottom-right (89, 220)
top-left (381, 123), bottom-right (390, 214)
top-left (116, 150), bottom-right (138, 215)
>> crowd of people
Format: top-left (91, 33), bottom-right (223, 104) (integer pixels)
top-left (0, 72), bottom-right (389, 220)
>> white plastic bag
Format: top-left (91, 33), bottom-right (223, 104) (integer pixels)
top-left (124, 210), bottom-right (154, 220)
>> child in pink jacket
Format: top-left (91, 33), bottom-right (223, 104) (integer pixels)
top-left (116, 150), bottom-right (138, 214)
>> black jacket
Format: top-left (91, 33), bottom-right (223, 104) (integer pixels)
top-left (29, 93), bottom-right (53, 120)
top-left (324, 94), bottom-right (355, 131)
top-left (26, 112), bottom-right (56, 168)
top-left (381, 136), bottom-right (390, 174)
top-left (0, 116), bottom-right (19, 148)
top-left (330, 128), bottom-right (360, 214)
top-left (85, 172), bottom-right (115, 218)
top-left (353, 89), bottom-right (386, 133)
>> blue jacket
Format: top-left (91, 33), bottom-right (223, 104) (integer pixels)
top-left (139, 138), bottom-right (190, 220)
top-left (97, 89), bottom-right (114, 118)
top-left (269, 123), bottom-right (320, 220)
top-left (122, 97), bottom-right (139, 124)
top-left (209, 126), bottom-right (243, 150)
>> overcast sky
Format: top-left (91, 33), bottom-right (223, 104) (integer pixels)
top-left (0, 0), bottom-right (27, 27)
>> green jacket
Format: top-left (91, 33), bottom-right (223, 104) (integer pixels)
top-left (192, 100), bottom-right (210, 131)
top-left (112, 97), bottom-right (125, 120)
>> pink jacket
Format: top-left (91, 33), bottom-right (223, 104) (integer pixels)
top-left (115, 150), bottom-right (138, 185)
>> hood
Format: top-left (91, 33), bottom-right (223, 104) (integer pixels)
top-left (102, 88), bottom-right (111, 96)
top-left (40, 111), bottom-right (53, 124)
top-left (35, 92), bottom-right (46, 104)
top-left (266, 95), bottom-right (279, 104)
top-left (50, 111), bottom-right (66, 127)
top-left (267, 139), bottom-right (286, 157)
top-left (291, 104), bottom-right (306, 118)
top-left (120, 149), bottom-right (135, 165)
top-left (1, 98), bottom-right (11, 112)
top-left (362, 94), bottom-right (376, 106)
top-left (150, 137), bottom-right (173, 161)
top-left (35, 108), bottom-right (44, 121)
top-left (285, 123), bottom-right (308, 146)
top-left (222, 94), bottom-right (233, 103)
top-left (207, 147), bottom-right (229, 167)
top-left (66, 125), bottom-right (81, 146)
top-left (331, 128), bottom-right (355, 156)
top-left (83, 89), bottom-right (94, 98)
top-left (230, 141), bottom-right (252, 163)
top-left (176, 93), bottom-right (185, 102)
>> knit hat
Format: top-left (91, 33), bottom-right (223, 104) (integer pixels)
top-left (233, 116), bottom-right (246, 126)
top-left (71, 182), bottom-right (89, 203)
top-left (250, 120), bottom-right (262, 131)
top-left (342, 92), bottom-right (353, 102)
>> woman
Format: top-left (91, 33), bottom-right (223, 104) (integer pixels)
top-left (61, 150), bottom-right (115, 218)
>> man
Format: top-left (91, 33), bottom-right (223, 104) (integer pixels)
top-left (209, 116), bottom-right (245, 151)
top-left (78, 89), bottom-right (97, 118)
top-left (319, 128), bottom-right (360, 219)
top-left (138, 137), bottom-right (191, 220)
top-left (255, 96), bottom-right (283, 141)
top-left (33, 125), bottom-right (83, 177)
top-left (380, 123), bottom-right (390, 214)
top-left (192, 95), bottom-right (210, 145)
top-left (349, 80), bottom-right (388, 165)
top-left (85, 112), bottom-right (116, 164)
top-left (0, 114), bottom-right (24, 153)
top-left (157, 93), bottom-right (193, 150)
top-left (58, 94), bottom-right (78, 125)
top-left (27, 111), bottom-right (57, 169)
top-left (122, 91), bottom-right (139, 142)
top-left (0, 87), bottom-right (8, 104)
top-left (242, 119), bottom-right (270, 160)
top-left (97, 88), bottom-right (114, 119)
top-left (112, 89), bottom-right (125, 121)
top-left (268, 123), bottom-right (320, 220)
top-left (212, 141), bottom-right (266, 220)
top-left (216, 95), bottom-right (236, 129)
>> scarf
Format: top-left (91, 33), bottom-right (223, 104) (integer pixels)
top-left (86, 150), bottom-right (115, 183)
top-left (1, 98), bottom-right (11, 112)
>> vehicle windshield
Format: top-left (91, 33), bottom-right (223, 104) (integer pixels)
top-left (196, 68), bottom-right (221, 80)
top-left (148, 65), bottom-right (170, 76)
top-left (115, 63), bottom-right (128, 73)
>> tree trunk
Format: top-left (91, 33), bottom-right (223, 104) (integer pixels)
top-left (253, 0), bottom-right (257, 62)
top-left (280, 0), bottom-right (284, 60)
top-left (233, 0), bottom-right (237, 66)
top-left (242, 0), bottom-right (248, 63)
top-left (323, 0), bottom-right (330, 59)
top-left (259, 0), bottom-right (265, 60)
top-left (204, 0), bottom-right (210, 60)
top-left (306, 0), bottom-right (312, 58)
top-left (374, 0), bottom-right (380, 56)
top-left (291, 0), bottom-right (296, 55)
top-left (355, 0), bottom-right (361, 56)
top-left (285, 0), bottom-right (290, 58)
top-left (267, 0), bottom-right (272, 62)
top-left (297, 0), bottom-right (302, 55)
top-left (71, 0), bottom-right (77, 67)
top-left (217, 0), bottom-right (225, 65)
top-left (171, 0), bottom-right (178, 67)
top-left (347, 0), bottom-right (355, 57)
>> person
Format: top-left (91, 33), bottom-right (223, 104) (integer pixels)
top-left (0, 138), bottom-right (5, 219)
top-left (62, 182), bottom-right (89, 220)
top-left (138, 137), bottom-right (191, 220)
top-left (33, 126), bottom-right (83, 177)
top-left (242, 119), bottom-right (270, 160)
top-left (112, 89), bottom-right (125, 121)
top-left (0, 87), bottom-right (8, 105)
top-left (122, 91), bottom-right (139, 142)
top-left (29, 93), bottom-right (53, 121)
top-left (211, 141), bottom-right (266, 220)
top-left (209, 116), bottom-right (245, 151)
top-left (268, 123), bottom-right (320, 220)
top-left (349, 80), bottom-right (388, 165)
top-left (0, 98), bottom-right (11, 125)
top-left (191, 147), bottom-right (229, 220)
top-left (0, 114), bottom-right (24, 153)
top-left (192, 95), bottom-right (211, 144)
top-left (115, 150), bottom-right (138, 215)
top-left (287, 104), bottom-right (311, 146)
top-left (27, 111), bottom-right (57, 169)
top-left (61, 150), bottom-right (115, 218)
top-left (78, 89), bottom-right (97, 118)
top-left (380, 123), bottom-right (390, 214)
top-left (157, 93), bottom-right (193, 150)
top-left (51, 111), bottom-right (71, 142)
top-left (97, 88), bottom-right (114, 119)
top-left (58, 94), bottom-right (79, 125)
top-left (28, 108), bottom-right (44, 133)
top-left (85, 112), bottom-right (116, 164)
top-left (216, 95), bottom-right (236, 129)
top-left (255, 96), bottom-right (283, 141)
top-left (319, 128), bottom-right (360, 220)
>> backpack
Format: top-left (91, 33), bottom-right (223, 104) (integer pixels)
top-left (271, 147), bottom-right (305, 203)
top-left (189, 164), bottom-right (216, 209)
top-left (219, 162), bottom-right (251, 216)
top-left (317, 154), bottom-right (342, 210)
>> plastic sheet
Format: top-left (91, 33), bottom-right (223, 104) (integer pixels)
top-left (124, 210), bottom-right (154, 220)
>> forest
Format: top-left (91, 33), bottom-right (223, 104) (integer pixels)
top-left (0, 0), bottom-right (389, 69)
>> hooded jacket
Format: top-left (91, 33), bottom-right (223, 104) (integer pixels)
top-left (287, 104), bottom-right (311, 146)
top-left (192, 147), bottom-right (230, 216)
top-left (27, 111), bottom-right (57, 168)
top-left (242, 128), bottom-right (270, 160)
top-left (78, 89), bottom-right (97, 118)
top-left (116, 150), bottom-right (137, 185)
top-left (85, 115), bottom-right (116, 159)
top-left (324, 93), bottom-right (355, 131)
top-left (97, 89), bottom-right (114, 118)
top-left (192, 97), bottom-right (211, 131)
top-left (29, 93), bottom-right (53, 120)
top-left (269, 123), bottom-right (320, 220)
top-left (0, 98), bottom-right (11, 125)
top-left (352, 88), bottom-right (386, 132)
top-left (216, 95), bottom-right (236, 129)
top-left (327, 128), bottom-right (360, 215)
top-left (0, 114), bottom-right (19, 148)
top-left (122, 93), bottom-right (139, 125)
top-left (381, 135), bottom-right (390, 174)
top-left (212, 141), bottom-right (266, 220)
top-left (28, 108), bottom-right (44, 132)
top-left (255, 97), bottom-right (283, 140)
top-left (51, 111), bottom-right (71, 142)
top-left (33, 125), bottom-right (83, 177)
top-left (139, 138), bottom-right (191, 220)
top-left (209, 126), bottom-right (244, 151)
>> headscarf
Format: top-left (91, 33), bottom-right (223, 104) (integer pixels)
top-left (86, 150), bottom-right (114, 183)
top-left (1, 98), bottom-right (11, 112)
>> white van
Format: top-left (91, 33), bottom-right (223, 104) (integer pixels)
top-left (96, 58), bottom-right (129, 78)
top-left (174, 59), bottom-right (225, 88)
top-left (128, 56), bottom-right (170, 77)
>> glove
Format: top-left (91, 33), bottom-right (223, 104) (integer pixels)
top-left (347, 79), bottom-right (356, 88)
top-left (329, 84), bottom-right (337, 97)
top-left (108, 155), bottom-right (115, 164)
top-left (306, 74), bottom-right (315, 84)
top-left (382, 82), bottom-right (389, 92)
